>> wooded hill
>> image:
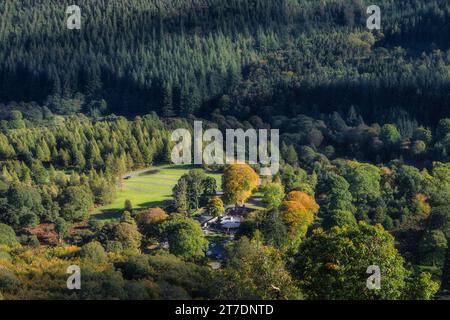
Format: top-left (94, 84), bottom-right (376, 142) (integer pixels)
top-left (0, 0), bottom-right (449, 125)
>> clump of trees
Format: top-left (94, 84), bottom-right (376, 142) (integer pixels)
top-left (293, 222), bottom-right (438, 300)
top-left (172, 170), bottom-right (217, 214)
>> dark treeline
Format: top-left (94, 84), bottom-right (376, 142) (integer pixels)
top-left (0, 0), bottom-right (450, 301)
top-left (0, 0), bottom-right (449, 125)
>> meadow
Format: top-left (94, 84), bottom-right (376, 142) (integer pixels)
top-left (92, 165), bottom-right (222, 221)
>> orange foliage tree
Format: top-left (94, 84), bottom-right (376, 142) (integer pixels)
top-left (285, 191), bottom-right (320, 213)
top-left (136, 208), bottom-right (169, 238)
top-left (281, 191), bottom-right (319, 245)
top-left (412, 193), bottom-right (432, 217)
top-left (222, 164), bottom-right (259, 204)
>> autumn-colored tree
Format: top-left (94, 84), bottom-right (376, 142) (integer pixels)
top-left (136, 208), bottom-right (169, 238)
top-left (279, 191), bottom-right (319, 246)
top-left (285, 191), bottom-right (320, 213)
top-left (412, 193), bottom-right (431, 217)
top-left (222, 164), bottom-right (259, 205)
top-left (206, 196), bottom-right (225, 217)
top-left (280, 201), bottom-right (314, 243)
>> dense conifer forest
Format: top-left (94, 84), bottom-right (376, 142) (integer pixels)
top-left (0, 0), bottom-right (449, 300)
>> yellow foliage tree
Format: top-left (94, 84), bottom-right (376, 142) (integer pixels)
top-left (281, 191), bottom-right (319, 245)
top-left (222, 164), bottom-right (259, 204)
top-left (285, 191), bottom-right (320, 213)
top-left (412, 193), bottom-right (431, 217)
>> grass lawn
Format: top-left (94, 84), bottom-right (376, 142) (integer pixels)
top-left (92, 164), bottom-right (222, 222)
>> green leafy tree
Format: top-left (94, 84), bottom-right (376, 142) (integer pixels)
top-left (173, 170), bottom-right (210, 213)
top-left (293, 222), bottom-right (410, 300)
top-left (380, 124), bottom-right (401, 147)
top-left (161, 215), bottom-right (208, 260)
top-left (0, 184), bottom-right (44, 229)
top-left (404, 272), bottom-right (440, 300)
top-left (317, 172), bottom-right (356, 229)
top-left (436, 118), bottom-right (450, 141)
top-left (124, 199), bottom-right (133, 213)
top-left (261, 208), bottom-right (289, 249)
top-left (281, 143), bottom-right (298, 167)
top-left (419, 229), bottom-right (448, 267)
top-left (172, 177), bottom-right (189, 213)
top-left (108, 221), bottom-right (143, 252)
top-left (201, 176), bottom-right (217, 205)
top-left (54, 217), bottom-right (70, 243)
top-left (279, 165), bottom-right (303, 192)
top-left (80, 241), bottom-right (108, 264)
top-left (345, 162), bottom-right (381, 206)
top-left (427, 205), bottom-right (450, 238)
top-left (262, 182), bottom-right (285, 209)
top-left (0, 223), bottom-right (18, 246)
top-left (59, 186), bottom-right (94, 221)
top-left (9, 110), bottom-right (26, 129)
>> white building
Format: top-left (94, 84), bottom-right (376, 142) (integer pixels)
top-left (220, 216), bottom-right (241, 229)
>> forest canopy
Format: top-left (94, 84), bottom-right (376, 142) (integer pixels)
top-left (0, 0), bottom-right (449, 301)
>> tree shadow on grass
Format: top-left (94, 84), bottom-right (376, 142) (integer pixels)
top-left (92, 199), bottom-right (174, 221)
top-left (91, 209), bottom-right (122, 222)
top-left (138, 199), bottom-right (173, 209)
top-left (161, 164), bottom-right (199, 170)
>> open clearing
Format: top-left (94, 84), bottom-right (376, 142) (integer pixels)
top-left (92, 165), bottom-right (222, 221)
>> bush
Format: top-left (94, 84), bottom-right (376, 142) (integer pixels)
top-left (0, 269), bottom-right (20, 293)
top-left (89, 219), bottom-right (105, 232)
top-left (105, 240), bottom-right (123, 253)
top-left (119, 255), bottom-right (152, 280)
top-left (110, 222), bottom-right (142, 252)
top-left (19, 213), bottom-right (39, 228)
top-left (80, 241), bottom-right (108, 264)
top-left (28, 235), bottom-right (40, 247)
top-left (125, 282), bottom-right (149, 300)
top-left (0, 251), bottom-right (11, 262)
top-left (0, 224), bottom-right (18, 246)
top-left (19, 235), bottom-right (40, 247)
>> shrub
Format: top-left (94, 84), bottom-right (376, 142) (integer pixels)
top-left (105, 240), bottom-right (123, 253)
top-left (0, 269), bottom-right (20, 293)
top-left (0, 224), bottom-right (18, 246)
top-left (19, 213), bottom-right (39, 228)
top-left (80, 241), bottom-right (108, 263)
